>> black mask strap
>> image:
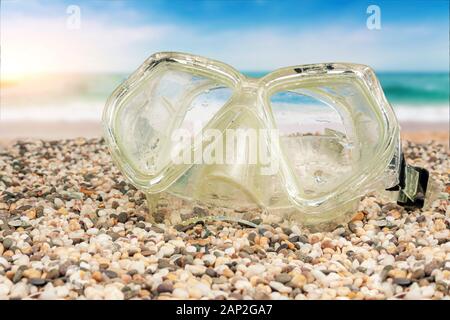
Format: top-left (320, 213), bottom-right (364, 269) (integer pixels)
top-left (386, 154), bottom-right (429, 208)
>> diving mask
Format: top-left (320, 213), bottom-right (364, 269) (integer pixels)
top-left (102, 52), bottom-right (436, 230)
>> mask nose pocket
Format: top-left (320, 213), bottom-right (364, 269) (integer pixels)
top-left (166, 106), bottom-right (287, 225)
top-left (194, 108), bottom-right (269, 208)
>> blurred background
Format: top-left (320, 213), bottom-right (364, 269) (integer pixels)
top-left (0, 0), bottom-right (448, 144)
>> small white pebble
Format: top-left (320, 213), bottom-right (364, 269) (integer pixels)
top-left (185, 245), bottom-right (197, 253)
top-left (172, 288), bottom-right (189, 299)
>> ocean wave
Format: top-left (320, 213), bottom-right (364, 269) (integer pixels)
top-left (1, 103), bottom-right (447, 124)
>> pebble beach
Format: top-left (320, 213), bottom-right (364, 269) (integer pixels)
top-left (0, 138), bottom-right (448, 300)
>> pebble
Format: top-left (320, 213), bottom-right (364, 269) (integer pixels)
top-left (117, 212), bottom-right (128, 223)
top-left (235, 279), bottom-right (252, 290)
top-left (157, 282), bottom-right (174, 293)
top-left (104, 286), bottom-right (124, 300)
top-left (92, 271), bottom-right (103, 282)
top-left (411, 269), bottom-right (425, 280)
top-left (157, 259), bottom-right (173, 270)
top-left (10, 282), bottom-right (29, 298)
top-left (269, 281), bottom-right (292, 294)
top-left (186, 265), bottom-right (206, 276)
top-left (54, 198), bottom-right (64, 209)
top-left (205, 268), bottom-right (217, 277)
top-left (3, 238), bottom-right (13, 250)
top-left (80, 261), bottom-right (91, 271)
top-left (405, 287), bottom-right (422, 300)
top-left (23, 268), bottom-right (41, 279)
top-left (0, 283), bottom-right (10, 297)
top-left (185, 245), bottom-right (197, 253)
top-left (275, 273), bottom-right (292, 284)
top-left (104, 270), bottom-right (118, 279)
top-left (224, 247), bottom-right (235, 256)
top-left (351, 212), bottom-right (365, 221)
top-left (13, 268), bottom-right (25, 283)
top-left (202, 254), bottom-right (216, 266)
top-left (0, 257), bottom-right (11, 270)
top-left (30, 278), bottom-right (47, 286)
top-left (289, 274), bottom-right (307, 288)
top-left (172, 288), bottom-right (189, 299)
top-left (247, 264), bottom-right (265, 276)
top-left (159, 244), bottom-right (175, 258)
top-left (84, 286), bottom-right (103, 299)
top-left (248, 232), bottom-right (257, 243)
top-left (425, 261), bottom-right (441, 276)
top-left (393, 278), bottom-right (412, 286)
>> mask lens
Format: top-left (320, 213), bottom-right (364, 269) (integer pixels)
top-left (270, 90), bottom-right (356, 198)
top-left (115, 65), bottom-right (233, 177)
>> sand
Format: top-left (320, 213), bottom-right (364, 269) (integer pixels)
top-left (0, 136), bottom-right (448, 300)
top-left (0, 120), bottom-right (448, 148)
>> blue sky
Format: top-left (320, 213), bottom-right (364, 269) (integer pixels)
top-left (1, 0), bottom-right (449, 75)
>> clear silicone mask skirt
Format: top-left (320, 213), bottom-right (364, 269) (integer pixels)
top-left (103, 52), bottom-right (437, 231)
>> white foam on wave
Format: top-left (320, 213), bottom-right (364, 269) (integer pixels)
top-left (0, 102), bottom-right (105, 122)
top-left (392, 104), bottom-right (449, 123)
top-left (0, 102), bottom-right (448, 124)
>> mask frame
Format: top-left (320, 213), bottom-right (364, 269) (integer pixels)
top-left (102, 52), bottom-right (434, 230)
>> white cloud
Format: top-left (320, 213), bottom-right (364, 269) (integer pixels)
top-left (1, 7), bottom-right (447, 75)
top-left (158, 24), bottom-right (448, 71)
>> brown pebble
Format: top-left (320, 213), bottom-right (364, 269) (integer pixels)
top-left (254, 291), bottom-right (271, 300)
top-left (424, 261), bottom-right (442, 276)
top-left (46, 269), bottom-right (59, 280)
top-left (248, 232), bottom-right (257, 243)
top-left (157, 282), bottom-right (173, 293)
top-left (111, 201), bottom-right (120, 209)
top-left (351, 211), bottom-right (365, 221)
top-left (139, 289), bottom-right (150, 298)
top-left (411, 269), bottom-right (425, 280)
top-left (92, 271), bottom-right (103, 282)
top-left (321, 239), bottom-right (335, 249)
top-left (275, 273), bottom-right (292, 284)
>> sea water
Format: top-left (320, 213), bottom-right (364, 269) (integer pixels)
top-left (1, 72), bottom-right (448, 124)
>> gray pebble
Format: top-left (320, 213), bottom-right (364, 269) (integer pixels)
top-left (104, 270), bottom-right (118, 278)
top-left (248, 232), bottom-right (257, 243)
top-left (157, 282), bottom-right (173, 293)
top-left (149, 226), bottom-right (164, 233)
top-left (8, 220), bottom-right (22, 227)
top-left (54, 198), bottom-right (64, 209)
top-left (118, 212), bottom-right (128, 223)
top-left (13, 267), bottom-right (25, 283)
top-left (275, 273), bottom-right (292, 284)
top-left (393, 278), bottom-right (412, 286)
top-left (29, 278), bottom-right (47, 286)
top-left (3, 238), bottom-right (13, 249)
top-left (206, 268), bottom-right (217, 277)
top-left (158, 259), bottom-right (173, 269)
